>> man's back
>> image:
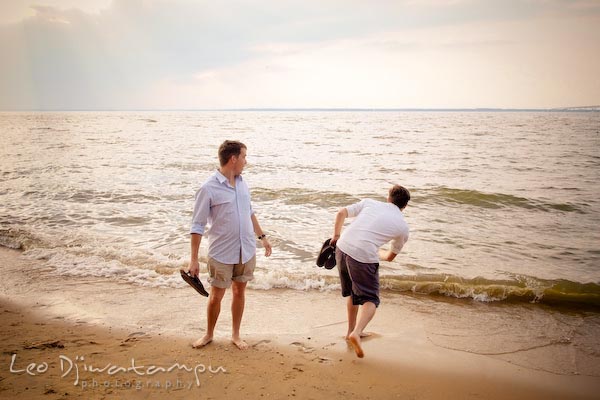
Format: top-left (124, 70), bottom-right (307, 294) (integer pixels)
top-left (337, 199), bottom-right (409, 264)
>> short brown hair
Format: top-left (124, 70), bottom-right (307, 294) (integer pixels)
top-left (218, 140), bottom-right (246, 166)
top-left (389, 185), bottom-right (410, 209)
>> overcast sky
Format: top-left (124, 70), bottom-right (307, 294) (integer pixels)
top-left (1, 0), bottom-right (599, 110)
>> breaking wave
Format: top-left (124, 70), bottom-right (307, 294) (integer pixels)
top-left (1, 226), bottom-right (598, 310)
top-left (415, 187), bottom-right (585, 213)
top-left (250, 186), bottom-right (585, 213)
top-left (379, 274), bottom-right (600, 308)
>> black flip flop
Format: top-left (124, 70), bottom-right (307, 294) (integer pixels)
top-left (180, 269), bottom-right (209, 297)
top-left (316, 238), bottom-right (337, 270)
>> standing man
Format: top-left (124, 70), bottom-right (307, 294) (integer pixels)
top-left (189, 140), bottom-right (272, 350)
top-left (331, 185), bottom-right (410, 358)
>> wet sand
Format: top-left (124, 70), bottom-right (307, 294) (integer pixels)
top-left (1, 247), bottom-right (599, 399)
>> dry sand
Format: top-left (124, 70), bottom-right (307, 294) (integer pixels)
top-left (1, 247), bottom-right (599, 399)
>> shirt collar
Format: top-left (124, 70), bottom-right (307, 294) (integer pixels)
top-left (215, 170), bottom-right (242, 186)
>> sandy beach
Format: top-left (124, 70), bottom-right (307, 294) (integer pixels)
top-left (1, 247), bottom-right (599, 399)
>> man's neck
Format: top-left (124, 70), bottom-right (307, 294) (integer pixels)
top-left (219, 167), bottom-right (237, 187)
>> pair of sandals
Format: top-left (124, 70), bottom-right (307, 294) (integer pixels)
top-left (316, 238), bottom-right (337, 270)
top-left (180, 270), bottom-right (209, 297)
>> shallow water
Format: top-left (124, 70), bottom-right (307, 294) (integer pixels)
top-left (1, 111), bottom-right (599, 307)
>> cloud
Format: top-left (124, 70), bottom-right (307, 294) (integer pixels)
top-left (0, 0), bottom-right (112, 24)
top-left (144, 14), bottom-right (600, 109)
top-left (0, 0), bottom-right (598, 109)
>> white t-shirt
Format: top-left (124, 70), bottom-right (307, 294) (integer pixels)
top-left (337, 199), bottom-right (409, 264)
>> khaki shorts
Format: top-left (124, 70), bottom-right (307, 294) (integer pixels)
top-left (207, 255), bottom-right (256, 289)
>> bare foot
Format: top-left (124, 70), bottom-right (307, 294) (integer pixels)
top-left (347, 332), bottom-right (364, 358)
top-left (232, 337), bottom-right (249, 350)
top-left (345, 332), bottom-right (372, 340)
top-left (192, 335), bottom-right (213, 349)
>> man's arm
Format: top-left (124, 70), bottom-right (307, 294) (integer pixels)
top-left (380, 234), bottom-right (407, 262)
top-left (378, 248), bottom-right (397, 262)
top-left (251, 213), bottom-right (272, 257)
top-left (189, 233), bottom-right (202, 277)
top-left (331, 208), bottom-right (348, 246)
top-left (189, 186), bottom-right (210, 277)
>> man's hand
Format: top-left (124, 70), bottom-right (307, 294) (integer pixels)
top-left (261, 237), bottom-right (272, 257)
top-left (378, 249), bottom-right (397, 262)
top-left (189, 260), bottom-right (200, 277)
top-left (331, 234), bottom-right (341, 247)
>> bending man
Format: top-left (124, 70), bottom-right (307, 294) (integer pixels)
top-left (331, 185), bottom-right (410, 358)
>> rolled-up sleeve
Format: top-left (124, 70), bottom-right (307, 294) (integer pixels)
top-left (190, 186), bottom-right (211, 235)
top-left (346, 199), bottom-right (367, 218)
top-left (390, 230), bottom-right (409, 254)
top-left (390, 236), bottom-right (406, 254)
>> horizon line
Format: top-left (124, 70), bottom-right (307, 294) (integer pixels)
top-left (1, 106), bottom-right (599, 112)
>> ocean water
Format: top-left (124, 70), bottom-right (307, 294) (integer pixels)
top-left (1, 111), bottom-right (599, 307)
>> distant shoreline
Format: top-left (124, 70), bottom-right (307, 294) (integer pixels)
top-left (1, 107), bottom-right (599, 112)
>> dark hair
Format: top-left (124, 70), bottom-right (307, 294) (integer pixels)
top-left (218, 140), bottom-right (246, 166)
top-left (389, 185), bottom-right (410, 209)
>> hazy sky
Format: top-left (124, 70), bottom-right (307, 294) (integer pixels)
top-left (1, 0), bottom-right (599, 110)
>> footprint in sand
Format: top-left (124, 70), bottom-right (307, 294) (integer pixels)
top-left (292, 364), bottom-right (305, 372)
top-left (23, 340), bottom-right (64, 350)
top-left (120, 332), bottom-right (149, 346)
top-left (290, 341), bottom-right (315, 353)
top-left (251, 339), bottom-right (271, 348)
top-left (127, 331), bottom-right (147, 337)
top-left (72, 338), bottom-right (101, 346)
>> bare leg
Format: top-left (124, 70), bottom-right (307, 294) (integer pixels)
top-left (345, 297), bottom-right (359, 340)
top-left (231, 281), bottom-right (248, 350)
top-left (344, 297), bottom-right (372, 339)
top-left (348, 301), bottom-right (377, 358)
top-left (193, 286), bottom-right (226, 348)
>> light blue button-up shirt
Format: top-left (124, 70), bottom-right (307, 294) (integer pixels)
top-left (190, 170), bottom-right (256, 264)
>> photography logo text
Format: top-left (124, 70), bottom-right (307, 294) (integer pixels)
top-left (9, 353), bottom-right (226, 390)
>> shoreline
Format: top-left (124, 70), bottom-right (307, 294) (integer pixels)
top-left (1, 247), bottom-right (599, 399)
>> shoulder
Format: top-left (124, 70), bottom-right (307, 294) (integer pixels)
top-left (355, 198), bottom-right (378, 207)
top-left (196, 173), bottom-right (219, 195)
top-left (200, 172), bottom-right (221, 187)
top-left (359, 198), bottom-right (386, 210)
top-left (364, 198), bottom-right (381, 206)
top-left (395, 211), bottom-right (409, 233)
top-left (381, 202), bottom-right (408, 226)
top-left (346, 198), bottom-right (373, 217)
top-left (347, 198), bottom-right (368, 209)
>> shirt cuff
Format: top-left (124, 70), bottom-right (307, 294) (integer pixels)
top-left (190, 223), bottom-right (205, 235)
